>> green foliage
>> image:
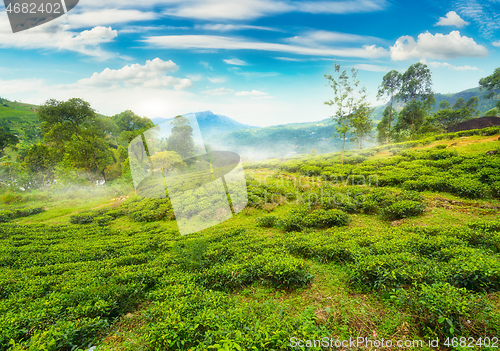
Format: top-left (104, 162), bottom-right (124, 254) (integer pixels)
top-left (381, 200), bottom-right (425, 220)
top-left (0, 206), bottom-right (44, 223)
top-left (280, 207), bottom-right (349, 231)
top-left (0, 127), bottom-right (19, 156)
top-left (119, 197), bottom-right (175, 222)
top-left (395, 282), bottom-right (493, 338)
top-left (324, 62), bottom-right (371, 163)
top-left (166, 115), bottom-right (196, 162)
top-left (256, 215), bottom-right (278, 227)
top-left (479, 67), bottom-right (500, 99)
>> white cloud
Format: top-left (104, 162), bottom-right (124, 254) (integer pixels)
top-left (202, 87), bottom-right (234, 95)
top-left (195, 24), bottom-right (277, 32)
top-left (235, 90), bottom-right (268, 97)
top-left (187, 74), bottom-right (203, 81)
top-left (165, 0), bottom-right (292, 20)
top-left (435, 11), bottom-right (469, 28)
top-left (390, 31), bottom-right (488, 61)
top-left (163, 0), bottom-right (387, 20)
top-left (352, 64), bottom-right (391, 72)
top-left (493, 41), bottom-right (500, 47)
top-left (144, 35), bottom-right (389, 59)
top-left (294, 0), bottom-right (387, 14)
top-left (0, 78), bottom-right (45, 94)
top-left (287, 30), bottom-right (382, 47)
top-left (208, 77), bottom-right (227, 83)
top-left (0, 17), bottom-right (118, 59)
top-left (420, 59), bottom-right (478, 71)
top-left (224, 58), bottom-right (248, 65)
top-left (75, 58), bottom-right (193, 90)
top-left (67, 9), bottom-right (157, 28)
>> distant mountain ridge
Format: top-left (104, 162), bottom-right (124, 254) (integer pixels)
top-left (152, 111), bottom-right (258, 140)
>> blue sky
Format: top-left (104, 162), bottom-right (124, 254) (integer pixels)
top-left (0, 0), bottom-right (499, 126)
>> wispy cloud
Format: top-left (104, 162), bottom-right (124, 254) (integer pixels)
top-left (493, 40), bottom-right (500, 47)
top-left (235, 90), bottom-right (269, 97)
top-left (195, 24), bottom-right (278, 32)
top-left (143, 35), bottom-right (389, 59)
top-left (455, 0), bottom-right (500, 38)
top-left (224, 58), bottom-right (248, 66)
top-left (286, 30), bottom-right (384, 47)
top-left (202, 87), bottom-right (235, 95)
top-left (208, 77), bottom-right (227, 83)
top-left (0, 21), bottom-right (118, 59)
top-left (352, 63), bottom-right (391, 72)
top-left (67, 9), bottom-right (158, 28)
top-left (420, 59), bottom-right (479, 71)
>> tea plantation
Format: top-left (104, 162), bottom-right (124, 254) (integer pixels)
top-left (1, 132), bottom-right (500, 350)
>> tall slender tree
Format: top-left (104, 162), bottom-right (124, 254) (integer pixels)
top-left (376, 70), bottom-right (402, 144)
top-left (397, 63), bottom-right (434, 139)
top-left (324, 63), bottom-right (369, 164)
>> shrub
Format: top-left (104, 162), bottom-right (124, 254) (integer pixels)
top-left (0, 207), bottom-right (44, 223)
top-left (256, 215), bottom-right (279, 228)
top-left (94, 215), bottom-right (114, 226)
top-left (280, 206), bottom-right (310, 232)
top-left (381, 200), bottom-right (425, 220)
top-left (303, 209), bottom-right (349, 228)
top-left (0, 210), bottom-right (14, 223)
top-left (70, 213), bottom-right (95, 224)
top-left (447, 177), bottom-right (488, 199)
top-left (0, 192), bottom-right (22, 204)
top-left (393, 283), bottom-right (489, 337)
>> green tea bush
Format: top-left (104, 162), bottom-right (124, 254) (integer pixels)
top-left (70, 212), bottom-right (95, 224)
top-left (256, 215), bottom-right (278, 228)
top-left (393, 283), bottom-right (489, 337)
top-left (446, 176), bottom-right (488, 199)
top-left (303, 209), bottom-right (349, 228)
top-left (94, 215), bottom-right (113, 226)
top-left (381, 200), bottom-right (426, 220)
top-left (0, 206), bottom-right (44, 223)
top-left (280, 207), bottom-right (349, 232)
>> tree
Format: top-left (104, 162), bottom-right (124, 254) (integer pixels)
top-left (0, 127), bottom-right (19, 156)
top-left (430, 108), bottom-right (469, 131)
top-left (452, 97), bottom-right (466, 110)
top-left (22, 143), bottom-right (60, 188)
top-left (166, 115), bottom-right (196, 163)
top-left (37, 98), bottom-right (116, 183)
top-left (464, 96), bottom-right (480, 119)
top-left (439, 100), bottom-right (451, 110)
top-left (479, 67), bottom-right (500, 111)
top-left (377, 70), bottom-right (402, 144)
top-left (377, 106), bottom-right (397, 144)
top-left (113, 110), bottom-right (153, 132)
top-left (396, 62), bottom-right (434, 139)
top-left (38, 98), bottom-right (97, 148)
top-left (395, 100), bottom-right (428, 137)
top-left (351, 103), bottom-right (374, 149)
top-left (324, 62), bottom-right (369, 164)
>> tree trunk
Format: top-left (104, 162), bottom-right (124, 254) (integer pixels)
top-left (341, 133), bottom-right (345, 165)
top-left (388, 96), bottom-right (392, 144)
